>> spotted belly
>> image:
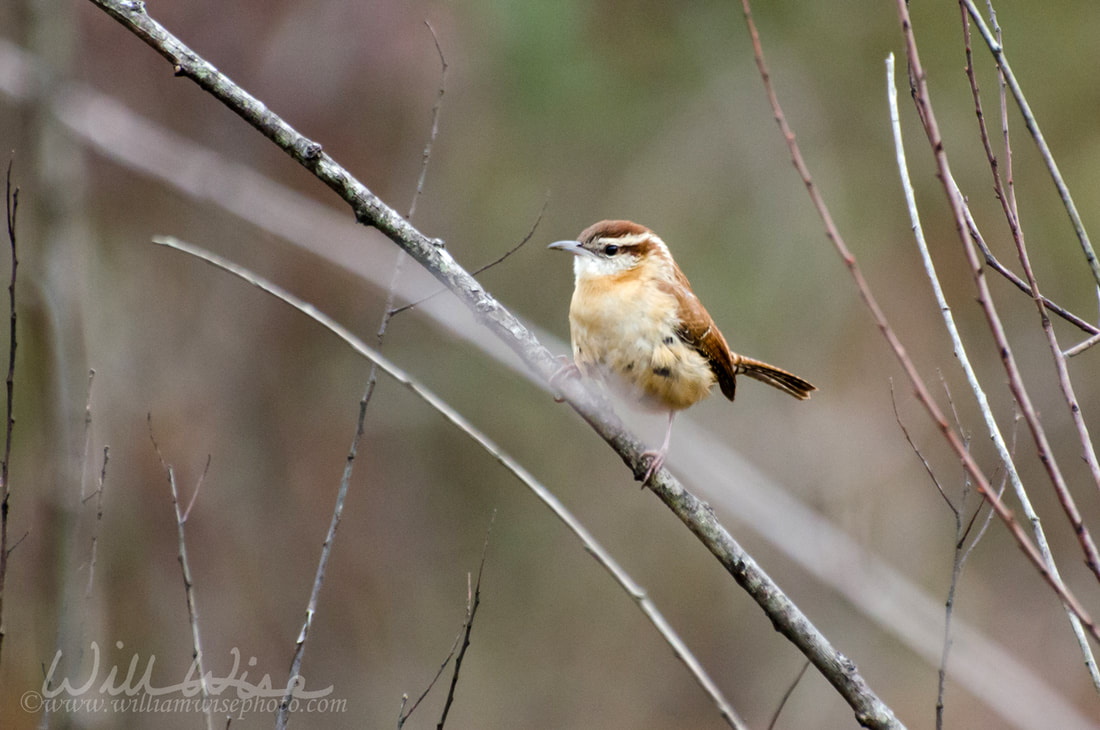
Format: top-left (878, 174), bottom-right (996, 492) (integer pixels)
top-left (572, 326), bottom-right (717, 411)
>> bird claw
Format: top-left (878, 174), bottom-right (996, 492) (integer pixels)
top-left (549, 356), bottom-right (580, 403)
top-left (639, 448), bottom-right (667, 487)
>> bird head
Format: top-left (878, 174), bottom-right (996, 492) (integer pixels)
top-left (548, 220), bottom-right (673, 280)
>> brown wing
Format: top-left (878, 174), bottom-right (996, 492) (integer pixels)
top-left (659, 263), bottom-right (816, 402)
top-left (659, 265), bottom-right (740, 401)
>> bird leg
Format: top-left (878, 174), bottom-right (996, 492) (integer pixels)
top-left (641, 411), bottom-right (676, 485)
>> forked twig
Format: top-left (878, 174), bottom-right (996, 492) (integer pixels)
top-left (148, 416), bottom-right (215, 730)
top-left (959, 0), bottom-right (1100, 289)
top-left (743, 0), bottom-right (1099, 648)
top-left (896, 0), bottom-right (1100, 594)
top-left (436, 515), bottom-right (493, 729)
top-left (886, 45), bottom-right (1100, 690)
top-left (398, 515), bottom-right (494, 729)
top-left (959, 10), bottom-right (1100, 499)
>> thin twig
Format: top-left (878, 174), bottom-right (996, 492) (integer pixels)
top-left (891, 0), bottom-right (1100, 636)
top-left (959, 0), bottom-right (1100, 289)
top-left (936, 474), bottom-right (967, 730)
top-left (389, 194), bottom-right (549, 318)
top-left (182, 454), bottom-right (210, 524)
top-left (408, 20), bottom-right (446, 223)
top-left (78, 370), bottom-right (96, 502)
top-left (1065, 332), bottom-right (1100, 358)
top-left (767, 661), bottom-right (810, 730)
top-left (959, 9), bottom-right (1100, 499)
top-left (961, 433), bottom-right (1013, 567)
top-left (890, 381), bottom-right (955, 515)
top-left (399, 515), bottom-right (495, 729)
top-left (886, 50), bottom-right (1100, 692)
top-left (436, 572), bottom-right (477, 730)
top-left (397, 610), bottom-right (464, 727)
top-left (275, 394), bottom-right (366, 730)
top-left (436, 514), bottom-right (493, 730)
top-left (964, 211), bottom-right (1098, 337)
top-left (84, 446), bottom-right (110, 598)
top-left (153, 236), bottom-right (749, 730)
top-left (0, 158), bottom-right (17, 666)
top-left (277, 24), bottom-right (448, 730)
top-left (149, 416), bottom-right (215, 730)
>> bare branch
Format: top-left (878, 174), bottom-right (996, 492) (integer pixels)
top-left (84, 446), bottom-right (109, 598)
top-left (279, 23), bottom-right (447, 729)
top-left (886, 49), bottom-right (1100, 691)
top-left (275, 393), bottom-right (367, 730)
top-left (959, 0), bottom-right (1100, 288)
top-left (399, 515), bottom-right (495, 729)
top-left (741, 0), bottom-right (1100, 652)
top-left (148, 416), bottom-right (215, 730)
top-left (959, 9), bottom-right (1100, 499)
top-left (0, 158), bottom-right (17, 666)
top-left (1065, 332), bottom-right (1100, 358)
top-left (897, 0), bottom-right (1100, 593)
top-left (154, 236), bottom-right (749, 730)
top-left (767, 661), bottom-right (810, 730)
top-left (436, 515), bottom-right (493, 730)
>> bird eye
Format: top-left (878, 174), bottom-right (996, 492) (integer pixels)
top-left (604, 244), bottom-right (620, 256)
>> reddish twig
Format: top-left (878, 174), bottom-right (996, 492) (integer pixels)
top-left (894, 0), bottom-right (1100, 606)
top-left (741, 0), bottom-right (1100, 642)
top-left (959, 0), bottom-right (1100, 289)
top-left (960, 8), bottom-right (1100, 499)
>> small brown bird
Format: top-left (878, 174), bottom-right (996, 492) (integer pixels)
top-left (549, 220), bottom-right (815, 483)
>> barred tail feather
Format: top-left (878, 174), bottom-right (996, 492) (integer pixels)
top-left (737, 356), bottom-right (816, 400)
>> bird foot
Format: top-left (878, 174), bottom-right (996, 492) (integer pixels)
top-left (549, 356), bottom-right (580, 403)
top-left (640, 448), bottom-right (667, 487)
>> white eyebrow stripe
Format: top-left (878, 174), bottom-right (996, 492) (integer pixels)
top-left (597, 233), bottom-right (651, 247)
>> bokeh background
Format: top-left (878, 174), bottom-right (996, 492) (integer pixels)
top-left (2, 0), bottom-right (1100, 728)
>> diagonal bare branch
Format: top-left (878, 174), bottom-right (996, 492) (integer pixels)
top-left (83, 2), bottom-right (905, 725)
top-left (154, 235), bottom-right (749, 730)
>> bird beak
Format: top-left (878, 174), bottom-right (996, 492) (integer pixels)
top-left (547, 240), bottom-right (594, 257)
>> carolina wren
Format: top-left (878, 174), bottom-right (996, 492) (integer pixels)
top-left (549, 220), bottom-right (815, 483)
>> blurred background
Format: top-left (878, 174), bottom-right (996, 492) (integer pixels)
top-left (2, 0), bottom-right (1100, 728)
